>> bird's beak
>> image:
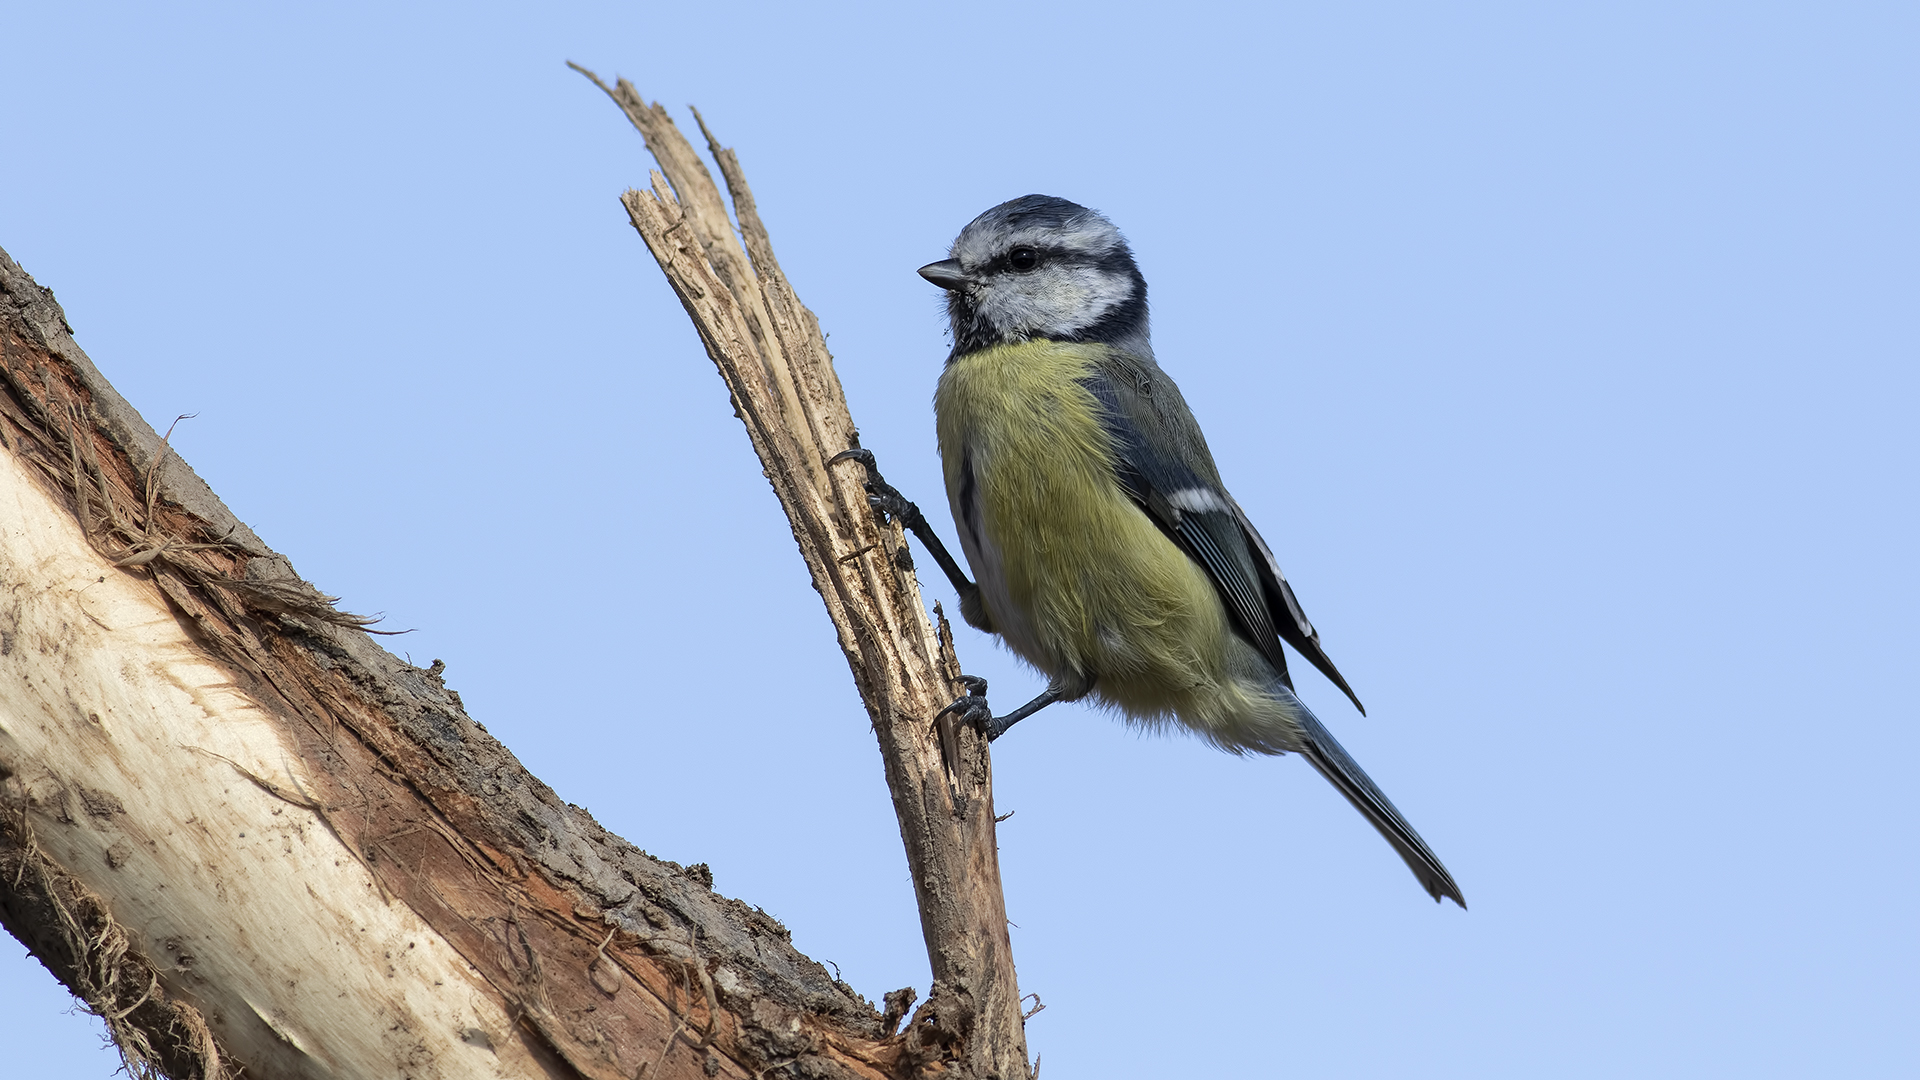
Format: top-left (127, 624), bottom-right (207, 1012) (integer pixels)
top-left (918, 259), bottom-right (970, 291)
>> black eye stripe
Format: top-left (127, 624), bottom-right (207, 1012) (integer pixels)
top-left (992, 244), bottom-right (1121, 273)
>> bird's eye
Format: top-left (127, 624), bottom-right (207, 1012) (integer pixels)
top-left (1008, 248), bottom-right (1041, 272)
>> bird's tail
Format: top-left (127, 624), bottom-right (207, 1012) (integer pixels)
top-left (1277, 684), bottom-right (1466, 908)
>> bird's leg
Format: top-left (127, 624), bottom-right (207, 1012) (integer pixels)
top-left (829, 448), bottom-right (978, 604)
top-left (834, 448), bottom-right (1070, 747)
top-left (935, 675), bottom-right (1075, 744)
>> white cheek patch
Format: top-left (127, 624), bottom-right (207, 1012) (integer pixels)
top-left (1167, 487), bottom-right (1228, 514)
top-left (1061, 263), bottom-right (1136, 327)
top-left (977, 263), bottom-right (1134, 339)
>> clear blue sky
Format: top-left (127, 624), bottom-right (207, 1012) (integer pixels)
top-left (2, 2), bottom-right (1914, 1076)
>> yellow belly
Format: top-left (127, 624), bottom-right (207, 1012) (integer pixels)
top-left (934, 342), bottom-right (1243, 723)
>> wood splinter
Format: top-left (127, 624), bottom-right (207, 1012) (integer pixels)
top-left (575, 65), bottom-right (1035, 1080)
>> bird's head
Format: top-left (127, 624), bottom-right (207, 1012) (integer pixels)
top-left (921, 195), bottom-right (1151, 360)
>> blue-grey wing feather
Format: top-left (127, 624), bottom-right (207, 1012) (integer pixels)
top-left (1231, 497), bottom-right (1365, 714)
top-left (1086, 351), bottom-right (1461, 906)
top-left (1085, 352), bottom-right (1363, 712)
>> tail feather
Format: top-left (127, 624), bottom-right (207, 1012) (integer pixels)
top-left (1279, 685), bottom-right (1466, 908)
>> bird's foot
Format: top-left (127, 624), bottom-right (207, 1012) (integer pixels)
top-left (828, 448), bottom-right (924, 526)
top-left (935, 674), bottom-right (1041, 743)
top-left (831, 446), bottom-right (984, 608)
top-left (935, 674), bottom-right (994, 731)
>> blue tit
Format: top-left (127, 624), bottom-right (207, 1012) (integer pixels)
top-left (838, 195), bottom-right (1462, 906)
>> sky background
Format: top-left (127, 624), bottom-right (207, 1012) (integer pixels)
top-left (2, 1), bottom-right (1915, 1076)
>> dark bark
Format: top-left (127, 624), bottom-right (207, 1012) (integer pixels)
top-left (1, 244), bottom-right (904, 1079)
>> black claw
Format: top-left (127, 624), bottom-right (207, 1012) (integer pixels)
top-left (935, 675), bottom-right (992, 732)
top-left (830, 448), bottom-right (915, 521)
top-left (831, 446), bottom-right (981, 602)
top-left (932, 674), bottom-right (1059, 748)
top-left (930, 676), bottom-right (990, 773)
top-left (827, 448), bottom-right (876, 489)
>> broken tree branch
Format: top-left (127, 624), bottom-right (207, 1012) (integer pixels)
top-left (0, 245), bottom-right (906, 1077)
top-left (573, 66), bottom-right (1031, 1080)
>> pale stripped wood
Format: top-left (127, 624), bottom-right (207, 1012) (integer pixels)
top-left (1, 242), bottom-right (909, 1080)
top-left (575, 68), bottom-right (1032, 1080)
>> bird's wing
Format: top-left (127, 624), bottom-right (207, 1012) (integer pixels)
top-left (1228, 494), bottom-right (1365, 714)
top-left (1085, 352), bottom-right (1365, 714)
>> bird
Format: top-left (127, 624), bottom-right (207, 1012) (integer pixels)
top-left (834, 194), bottom-right (1463, 907)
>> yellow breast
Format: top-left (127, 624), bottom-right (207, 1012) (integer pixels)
top-left (934, 342), bottom-right (1234, 717)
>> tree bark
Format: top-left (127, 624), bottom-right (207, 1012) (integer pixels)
top-left (0, 81), bottom-right (1029, 1080)
top-left (0, 244), bottom-right (910, 1080)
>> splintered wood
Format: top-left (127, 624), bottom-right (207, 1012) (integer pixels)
top-left (575, 68), bottom-right (1032, 1080)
